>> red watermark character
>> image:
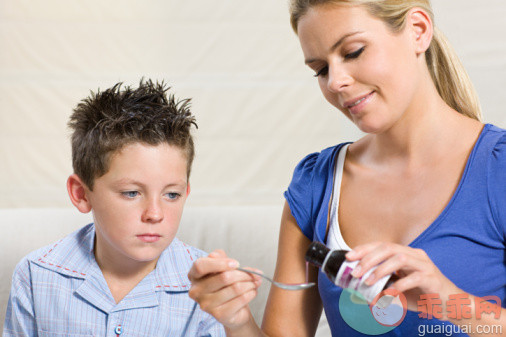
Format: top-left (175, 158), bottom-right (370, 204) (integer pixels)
top-left (475, 296), bottom-right (502, 320)
top-left (446, 293), bottom-right (472, 320)
top-left (417, 293), bottom-right (443, 320)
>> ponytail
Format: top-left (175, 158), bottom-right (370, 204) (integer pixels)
top-left (426, 27), bottom-right (482, 121)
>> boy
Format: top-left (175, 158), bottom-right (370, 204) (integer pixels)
top-left (3, 80), bottom-right (225, 336)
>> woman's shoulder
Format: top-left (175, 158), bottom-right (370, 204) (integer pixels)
top-left (484, 123), bottom-right (506, 163)
top-left (484, 124), bottom-right (506, 237)
top-left (285, 142), bottom-right (351, 240)
top-left (487, 123), bottom-right (506, 144)
top-left (291, 142), bottom-right (351, 179)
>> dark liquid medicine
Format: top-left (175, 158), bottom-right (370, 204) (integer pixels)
top-left (305, 241), bottom-right (396, 304)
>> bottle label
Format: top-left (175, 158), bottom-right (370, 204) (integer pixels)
top-left (334, 260), bottom-right (391, 303)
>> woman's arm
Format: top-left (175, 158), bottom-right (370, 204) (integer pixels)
top-left (443, 293), bottom-right (506, 337)
top-left (261, 201), bottom-right (323, 336)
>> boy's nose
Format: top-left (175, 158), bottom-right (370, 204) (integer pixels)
top-left (142, 199), bottom-right (164, 223)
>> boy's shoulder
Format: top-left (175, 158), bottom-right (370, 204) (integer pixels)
top-left (19, 223), bottom-right (95, 278)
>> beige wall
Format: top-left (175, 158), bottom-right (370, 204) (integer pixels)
top-left (1, 0), bottom-right (505, 208)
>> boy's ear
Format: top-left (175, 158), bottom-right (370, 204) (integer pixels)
top-left (67, 174), bottom-right (92, 213)
top-left (186, 182), bottom-right (191, 197)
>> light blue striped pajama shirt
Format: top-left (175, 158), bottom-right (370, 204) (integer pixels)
top-left (3, 223), bottom-right (225, 336)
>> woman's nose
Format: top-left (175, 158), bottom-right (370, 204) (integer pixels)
top-left (142, 198), bottom-right (164, 223)
top-left (327, 66), bottom-right (353, 93)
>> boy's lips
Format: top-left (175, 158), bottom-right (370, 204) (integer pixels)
top-left (137, 233), bottom-right (161, 243)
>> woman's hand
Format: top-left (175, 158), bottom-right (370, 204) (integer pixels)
top-left (345, 242), bottom-right (461, 313)
top-left (188, 249), bottom-right (263, 330)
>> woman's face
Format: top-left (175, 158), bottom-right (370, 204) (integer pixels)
top-left (297, 4), bottom-right (422, 134)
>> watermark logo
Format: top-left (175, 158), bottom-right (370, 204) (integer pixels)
top-left (338, 288), bottom-right (407, 335)
top-left (370, 288), bottom-right (408, 326)
top-left (339, 290), bottom-right (502, 335)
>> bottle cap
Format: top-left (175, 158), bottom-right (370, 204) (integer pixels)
top-left (305, 241), bottom-right (330, 268)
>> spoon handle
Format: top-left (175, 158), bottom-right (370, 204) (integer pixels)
top-left (236, 267), bottom-right (315, 291)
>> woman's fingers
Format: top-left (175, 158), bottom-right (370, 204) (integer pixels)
top-left (389, 271), bottom-right (425, 294)
top-left (188, 254), bottom-right (239, 281)
top-left (339, 242), bottom-right (462, 313)
top-left (194, 269), bottom-right (261, 294)
top-left (208, 249), bottom-right (227, 259)
top-left (345, 241), bottom-right (384, 261)
top-left (345, 243), bottom-right (457, 299)
top-left (188, 251), bottom-right (263, 328)
top-left (198, 278), bottom-right (259, 313)
top-left (363, 251), bottom-right (425, 286)
top-left (347, 242), bottom-right (400, 278)
top-left (347, 243), bottom-right (423, 279)
top-left (190, 274), bottom-right (260, 328)
top-left (346, 242), bottom-right (396, 278)
top-left (210, 288), bottom-right (259, 328)
top-left (345, 243), bottom-right (436, 289)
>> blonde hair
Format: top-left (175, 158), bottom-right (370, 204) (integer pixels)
top-left (289, 0), bottom-right (482, 121)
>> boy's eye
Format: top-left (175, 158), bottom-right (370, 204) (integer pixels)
top-left (165, 192), bottom-right (181, 200)
top-left (344, 46), bottom-right (365, 59)
top-left (313, 65), bottom-right (329, 78)
top-left (122, 191), bottom-right (139, 198)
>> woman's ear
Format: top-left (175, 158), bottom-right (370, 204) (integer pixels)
top-left (407, 7), bottom-right (433, 55)
top-left (67, 174), bottom-right (92, 213)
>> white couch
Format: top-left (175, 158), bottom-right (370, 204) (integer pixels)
top-left (0, 206), bottom-right (330, 336)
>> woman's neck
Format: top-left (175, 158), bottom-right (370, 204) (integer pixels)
top-left (352, 78), bottom-right (483, 171)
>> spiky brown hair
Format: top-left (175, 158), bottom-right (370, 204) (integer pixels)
top-left (68, 79), bottom-right (197, 190)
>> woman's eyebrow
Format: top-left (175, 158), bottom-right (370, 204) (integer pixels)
top-left (305, 31), bottom-right (364, 65)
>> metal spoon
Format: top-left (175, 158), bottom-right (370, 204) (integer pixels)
top-left (237, 267), bottom-right (315, 291)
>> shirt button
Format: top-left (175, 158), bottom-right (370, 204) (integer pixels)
top-left (114, 325), bottom-right (123, 335)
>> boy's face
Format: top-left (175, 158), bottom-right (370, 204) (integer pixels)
top-left (84, 142), bottom-right (189, 270)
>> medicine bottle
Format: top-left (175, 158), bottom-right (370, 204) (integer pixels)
top-left (305, 241), bottom-right (397, 304)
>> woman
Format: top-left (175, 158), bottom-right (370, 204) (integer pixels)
top-left (188, 1), bottom-right (506, 336)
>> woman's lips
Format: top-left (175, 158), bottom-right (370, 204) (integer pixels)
top-left (137, 234), bottom-right (161, 243)
top-left (344, 91), bottom-right (375, 115)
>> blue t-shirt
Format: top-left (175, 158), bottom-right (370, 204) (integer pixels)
top-left (284, 123), bottom-right (506, 336)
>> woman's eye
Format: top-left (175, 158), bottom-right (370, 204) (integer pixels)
top-left (122, 191), bottom-right (139, 198)
top-left (344, 46), bottom-right (365, 59)
top-left (313, 66), bottom-right (329, 77)
top-left (165, 192), bottom-right (181, 200)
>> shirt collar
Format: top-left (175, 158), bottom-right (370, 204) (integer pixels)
top-left (152, 237), bottom-right (194, 292)
top-left (30, 223), bottom-right (95, 279)
top-left (30, 223), bottom-right (194, 291)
